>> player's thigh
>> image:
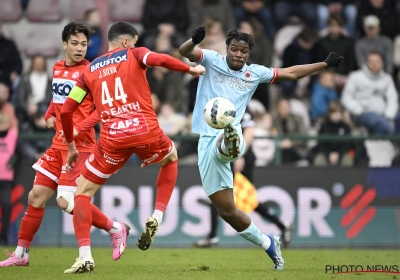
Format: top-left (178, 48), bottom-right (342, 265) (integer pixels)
top-left (32, 147), bottom-right (63, 191)
top-left (198, 136), bottom-right (234, 196)
top-left (136, 134), bottom-right (176, 167)
top-left (81, 142), bottom-right (133, 190)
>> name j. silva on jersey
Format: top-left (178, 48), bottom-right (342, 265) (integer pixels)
top-left (99, 66), bottom-right (118, 78)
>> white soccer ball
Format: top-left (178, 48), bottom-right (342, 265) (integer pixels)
top-left (203, 97), bottom-right (236, 129)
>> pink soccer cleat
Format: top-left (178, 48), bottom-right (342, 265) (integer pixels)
top-left (0, 250), bottom-right (29, 267)
top-left (110, 222), bottom-right (130, 260)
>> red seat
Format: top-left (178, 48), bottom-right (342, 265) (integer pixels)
top-left (70, 0), bottom-right (96, 21)
top-left (109, 0), bottom-right (145, 22)
top-left (24, 28), bottom-right (60, 57)
top-left (0, 0), bottom-right (22, 22)
top-left (26, 0), bottom-right (62, 22)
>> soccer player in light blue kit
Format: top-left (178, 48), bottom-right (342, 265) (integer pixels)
top-left (179, 27), bottom-right (343, 270)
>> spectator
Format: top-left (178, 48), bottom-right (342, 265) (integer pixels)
top-left (341, 52), bottom-right (399, 135)
top-left (83, 8), bottom-right (102, 62)
top-left (312, 15), bottom-right (356, 90)
top-left (281, 27), bottom-right (317, 97)
top-left (232, 0), bottom-right (274, 39)
top-left (308, 101), bottom-right (353, 166)
top-left (317, 0), bottom-right (357, 38)
top-left (273, 0), bottom-right (317, 29)
top-left (16, 55), bottom-right (52, 126)
top-left (139, 0), bottom-right (189, 50)
top-left (311, 70), bottom-right (339, 122)
top-left (272, 98), bottom-right (307, 164)
top-left (0, 82), bottom-right (18, 132)
top-left (355, 15), bottom-right (393, 74)
top-left (0, 112), bottom-right (17, 245)
top-left (20, 110), bottom-right (52, 162)
top-left (188, 0), bottom-right (235, 35)
top-left (147, 34), bottom-right (185, 113)
top-left (198, 17), bottom-right (227, 55)
top-left (252, 112), bottom-right (276, 166)
top-left (357, 0), bottom-right (399, 40)
top-left (157, 103), bottom-right (187, 136)
top-left (0, 18), bottom-right (23, 92)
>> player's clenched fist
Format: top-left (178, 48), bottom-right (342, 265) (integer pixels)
top-left (188, 65), bottom-right (206, 76)
top-left (192, 26), bottom-right (206, 45)
top-left (324, 52), bottom-right (343, 68)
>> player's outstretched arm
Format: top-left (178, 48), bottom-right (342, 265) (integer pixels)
top-left (275, 52), bottom-right (343, 82)
top-left (75, 110), bottom-right (100, 135)
top-left (146, 52), bottom-right (205, 76)
top-left (179, 26), bottom-right (206, 62)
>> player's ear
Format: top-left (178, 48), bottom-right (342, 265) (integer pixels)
top-left (62, 41), bottom-right (67, 50)
top-left (122, 37), bottom-right (129, 48)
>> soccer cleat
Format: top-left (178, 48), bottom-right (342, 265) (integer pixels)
top-left (64, 256), bottom-right (95, 274)
top-left (0, 250), bottom-right (29, 267)
top-left (223, 124), bottom-right (240, 158)
top-left (193, 237), bottom-right (219, 248)
top-left (266, 234), bottom-right (285, 271)
top-left (110, 222), bottom-right (130, 260)
top-left (137, 216), bottom-right (159, 251)
top-left (281, 222), bottom-right (295, 249)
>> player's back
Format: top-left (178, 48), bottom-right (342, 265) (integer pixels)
top-left (82, 47), bottom-right (162, 148)
top-left (52, 59), bottom-right (96, 152)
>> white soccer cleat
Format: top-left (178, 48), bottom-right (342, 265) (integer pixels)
top-left (137, 216), bottom-right (159, 251)
top-left (64, 256), bottom-right (95, 274)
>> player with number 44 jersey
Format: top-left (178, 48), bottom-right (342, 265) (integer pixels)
top-left (60, 21), bottom-right (205, 273)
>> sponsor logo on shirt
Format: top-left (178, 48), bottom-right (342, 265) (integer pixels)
top-left (213, 73), bottom-right (254, 91)
top-left (52, 78), bottom-right (77, 103)
top-left (90, 49), bottom-right (128, 72)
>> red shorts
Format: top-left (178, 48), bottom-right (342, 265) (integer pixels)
top-left (83, 133), bottom-right (174, 185)
top-left (32, 147), bottom-right (91, 192)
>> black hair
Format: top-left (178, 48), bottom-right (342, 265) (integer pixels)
top-left (61, 21), bottom-right (94, 43)
top-left (84, 8), bottom-right (98, 21)
top-left (298, 27), bottom-right (317, 43)
top-left (108, 21), bottom-right (138, 42)
top-left (225, 28), bottom-right (255, 50)
top-left (368, 51), bottom-right (384, 60)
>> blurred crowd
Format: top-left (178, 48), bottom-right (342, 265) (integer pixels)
top-left (2, 0), bottom-right (400, 168)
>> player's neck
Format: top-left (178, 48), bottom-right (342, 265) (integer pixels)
top-left (65, 56), bottom-right (81, 67)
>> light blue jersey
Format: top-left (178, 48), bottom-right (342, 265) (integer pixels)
top-left (192, 49), bottom-right (277, 136)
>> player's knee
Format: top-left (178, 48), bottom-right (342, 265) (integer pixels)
top-left (56, 191), bottom-right (75, 213)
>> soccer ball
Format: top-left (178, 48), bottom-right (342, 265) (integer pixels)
top-left (203, 97), bottom-right (236, 129)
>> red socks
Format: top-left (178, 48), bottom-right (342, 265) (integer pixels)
top-left (69, 204), bottom-right (113, 232)
top-left (155, 160), bottom-right (178, 211)
top-left (18, 205), bottom-right (44, 248)
top-left (73, 195), bottom-right (92, 247)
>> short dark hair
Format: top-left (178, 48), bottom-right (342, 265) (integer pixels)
top-left (108, 21), bottom-right (138, 42)
top-left (298, 27), bottom-right (317, 43)
top-left (225, 28), bottom-right (255, 50)
top-left (84, 8), bottom-right (98, 21)
top-left (61, 21), bottom-right (94, 43)
top-left (368, 51), bottom-right (384, 60)
top-left (327, 14), bottom-right (345, 27)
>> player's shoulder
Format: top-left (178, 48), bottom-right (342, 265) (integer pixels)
top-left (201, 49), bottom-right (221, 59)
top-left (247, 63), bottom-right (274, 76)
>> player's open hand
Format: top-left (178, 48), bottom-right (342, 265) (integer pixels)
top-left (188, 65), bottom-right (206, 76)
top-left (66, 141), bottom-right (78, 174)
top-left (192, 26), bottom-right (206, 45)
top-left (46, 116), bottom-right (56, 130)
top-left (324, 52), bottom-right (343, 68)
top-left (59, 128), bottom-right (79, 143)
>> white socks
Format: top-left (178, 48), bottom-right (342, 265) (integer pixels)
top-left (108, 221), bottom-right (122, 234)
top-left (15, 246), bottom-right (29, 259)
top-left (79, 246), bottom-right (91, 260)
top-left (153, 210), bottom-right (163, 224)
top-left (260, 234), bottom-right (271, 251)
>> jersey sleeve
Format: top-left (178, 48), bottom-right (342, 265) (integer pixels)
top-left (131, 47), bottom-right (153, 69)
top-left (255, 65), bottom-right (278, 84)
top-left (75, 110), bottom-right (100, 134)
top-left (45, 99), bottom-right (55, 121)
top-left (70, 71), bottom-right (89, 104)
top-left (195, 48), bottom-right (218, 68)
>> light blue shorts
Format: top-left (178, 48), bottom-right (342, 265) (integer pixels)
top-left (198, 128), bottom-right (246, 196)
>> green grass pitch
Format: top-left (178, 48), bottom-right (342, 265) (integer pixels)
top-left (0, 247), bottom-right (399, 280)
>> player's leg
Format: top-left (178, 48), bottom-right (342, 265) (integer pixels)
top-left (136, 134), bottom-right (178, 250)
top-left (64, 143), bottom-right (131, 274)
top-left (58, 151), bottom-right (130, 261)
top-left (0, 149), bottom-right (61, 267)
top-left (199, 133), bottom-right (284, 270)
